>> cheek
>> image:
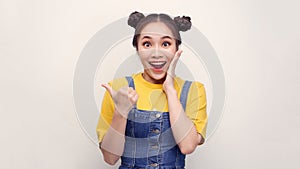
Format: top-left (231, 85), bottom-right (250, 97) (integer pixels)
top-left (138, 50), bottom-right (151, 59)
top-left (164, 48), bottom-right (177, 60)
top-left (137, 50), bottom-right (152, 66)
top-left (164, 43), bottom-right (177, 56)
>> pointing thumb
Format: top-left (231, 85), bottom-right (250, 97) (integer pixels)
top-left (101, 84), bottom-right (113, 96)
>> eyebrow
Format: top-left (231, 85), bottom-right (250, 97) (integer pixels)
top-left (141, 36), bottom-right (151, 40)
top-left (161, 36), bottom-right (172, 39)
top-left (141, 35), bottom-right (173, 40)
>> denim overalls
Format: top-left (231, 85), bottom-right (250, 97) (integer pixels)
top-left (119, 76), bottom-right (192, 169)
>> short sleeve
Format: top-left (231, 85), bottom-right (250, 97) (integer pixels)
top-left (185, 82), bottom-right (208, 143)
top-left (96, 90), bottom-right (115, 143)
top-left (96, 77), bottom-right (129, 143)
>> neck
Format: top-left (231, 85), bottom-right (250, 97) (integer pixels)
top-left (142, 73), bottom-right (166, 84)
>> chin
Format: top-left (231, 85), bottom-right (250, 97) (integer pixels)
top-left (143, 69), bottom-right (167, 84)
top-left (150, 71), bottom-right (167, 81)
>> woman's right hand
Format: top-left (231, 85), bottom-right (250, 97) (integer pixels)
top-left (102, 84), bottom-right (139, 118)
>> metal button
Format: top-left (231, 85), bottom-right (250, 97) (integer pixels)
top-left (151, 145), bottom-right (159, 149)
top-left (155, 113), bottom-right (161, 118)
top-left (150, 163), bottom-right (158, 167)
top-left (152, 129), bottom-right (160, 134)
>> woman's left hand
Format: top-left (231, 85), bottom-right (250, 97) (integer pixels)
top-left (163, 50), bottom-right (183, 94)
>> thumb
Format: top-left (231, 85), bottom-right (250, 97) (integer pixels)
top-left (173, 50), bottom-right (183, 62)
top-left (175, 49), bottom-right (183, 57)
top-left (170, 50), bottom-right (183, 68)
top-left (101, 84), bottom-right (113, 96)
top-left (168, 50), bottom-right (183, 77)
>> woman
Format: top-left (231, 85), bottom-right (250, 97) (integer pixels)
top-left (96, 11), bottom-right (207, 169)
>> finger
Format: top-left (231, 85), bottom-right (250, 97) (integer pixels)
top-left (168, 50), bottom-right (183, 77)
top-left (131, 93), bottom-right (139, 104)
top-left (128, 87), bottom-right (134, 94)
top-left (128, 87), bottom-right (138, 98)
top-left (128, 90), bottom-right (137, 100)
top-left (170, 50), bottom-right (183, 68)
top-left (173, 50), bottom-right (183, 63)
top-left (101, 84), bottom-right (113, 96)
top-left (175, 49), bottom-right (183, 58)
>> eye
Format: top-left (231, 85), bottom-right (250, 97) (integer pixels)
top-left (162, 41), bottom-right (171, 47)
top-left (142, 41), bottom-right (151, 48)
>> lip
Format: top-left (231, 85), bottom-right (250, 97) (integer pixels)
top-left (148, 61), bottom-right (167, 73)
top-left (148, 61), bottom-right (167, 68)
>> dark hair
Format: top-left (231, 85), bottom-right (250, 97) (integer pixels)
top-left (128, 11), bottom-right (192, 50)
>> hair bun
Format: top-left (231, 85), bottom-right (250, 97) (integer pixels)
top-left (128, 11), bottom-right (145, 28)
top-left (174, 16), bottom-right (192, 32)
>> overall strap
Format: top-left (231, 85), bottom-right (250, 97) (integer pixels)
top-left (175, 81), bottom-right (192, 168)
top-left (125, 76), bottom-right (135, 90)
top-left (179, 80), bottom-right (192, 111)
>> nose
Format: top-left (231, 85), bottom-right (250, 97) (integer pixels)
top-left (151, 45), bottom-right (163, 58)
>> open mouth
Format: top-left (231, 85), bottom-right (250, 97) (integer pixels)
top-left (149, 61), bottom-right (167, 69)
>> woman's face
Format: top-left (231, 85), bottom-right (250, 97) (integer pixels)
top-left (137, 22), bottom-right (177, 84)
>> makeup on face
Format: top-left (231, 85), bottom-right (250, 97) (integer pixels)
top-left (137, 22), bottom-right (177, 83)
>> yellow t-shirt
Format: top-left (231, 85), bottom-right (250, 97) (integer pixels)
top-left (96, 73), bottom-right (207, 144)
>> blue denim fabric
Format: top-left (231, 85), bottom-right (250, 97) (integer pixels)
top-left (119, 77), bottom-right (191, 169)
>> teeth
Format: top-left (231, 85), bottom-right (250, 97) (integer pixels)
top-left (151, 62), bottom-right (164, 66)
top-left (149, 61), bottom-right (166, 69)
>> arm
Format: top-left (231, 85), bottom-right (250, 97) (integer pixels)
top-left (100, 110), bottom-right (127, 165)
top-left (99, 84), bottom-right (138, 165)
top-left (163, 50), bottom-right (204, 154)
top-left (165, 89), bottom-right (203, 154)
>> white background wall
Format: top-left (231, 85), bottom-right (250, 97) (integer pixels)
top-left (1, 0), bottom-right (299, 169)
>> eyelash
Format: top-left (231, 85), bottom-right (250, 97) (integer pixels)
top-left (162, 41), bottom-right (171, 47)
top-left (142, 41), bottom-right (151, 47)
top-left (142, 41), bottom-right (172, 48)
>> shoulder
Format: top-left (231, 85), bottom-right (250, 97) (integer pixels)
top-left (174, 76), bottom-right (185, 90)
top-left (191, 81), bottom-right (205, 89)
top-left (175, 77), bottom-right (205, 91)
top-left (174, 77), bottom-right (206, 102)
top-left (190, 81), bottom-right (205, 95)
top-left (188, 81), bottom-right (206, 100)
top-left (107, 73), bottom-right (139, 90)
